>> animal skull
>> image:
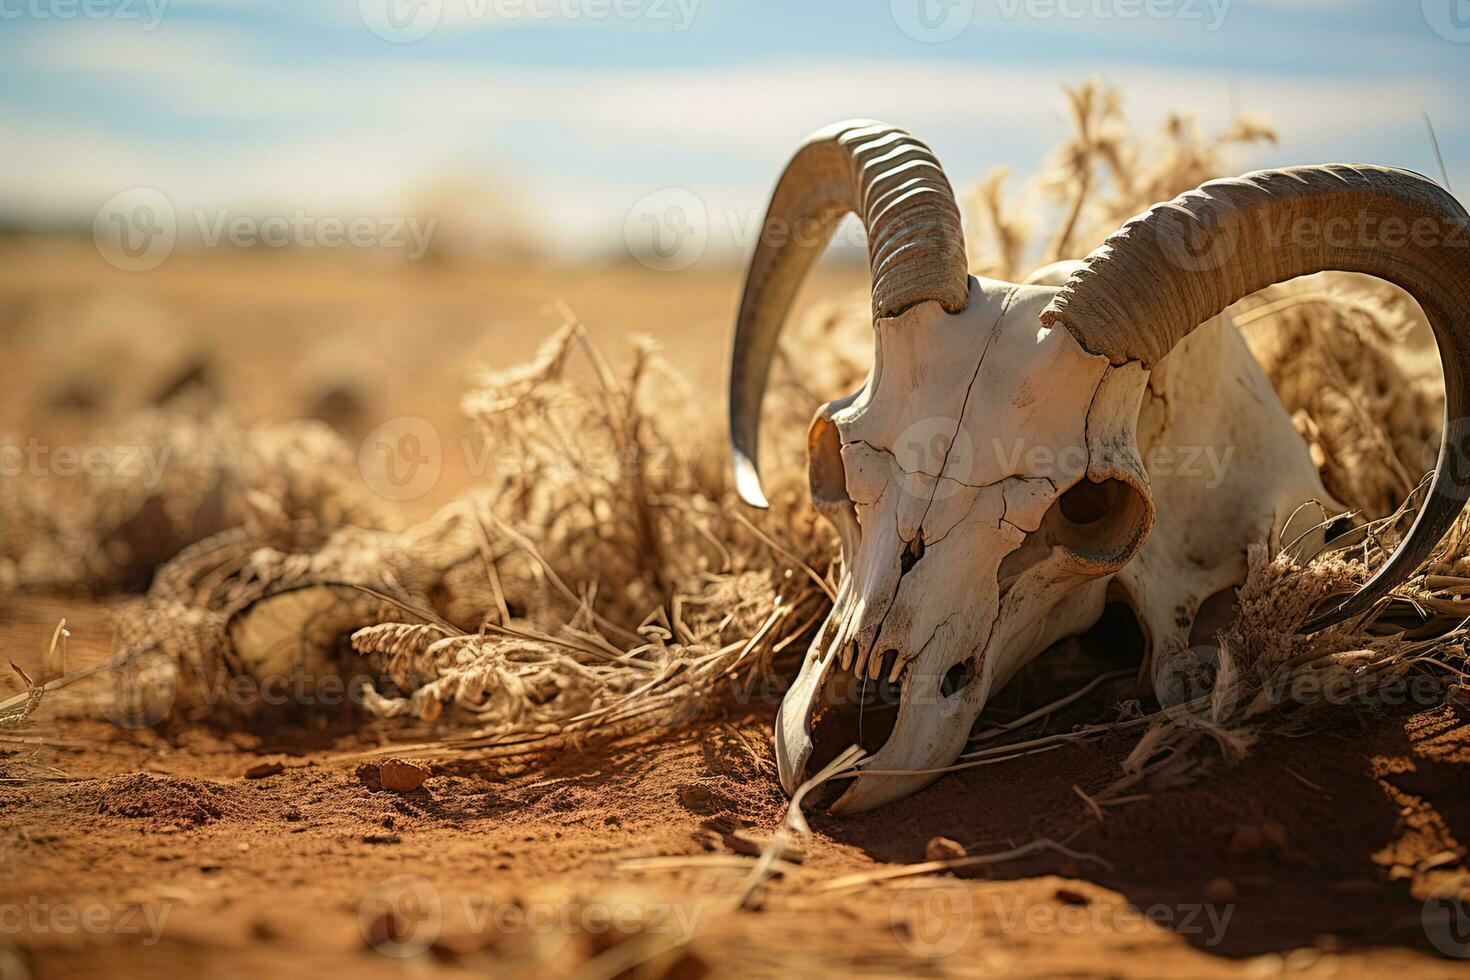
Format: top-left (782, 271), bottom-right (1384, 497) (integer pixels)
top-left (728, 120), bottom-right (1470, 812)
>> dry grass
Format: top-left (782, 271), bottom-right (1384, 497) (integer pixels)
top-left (4, 83), bottom-right (1467, 796)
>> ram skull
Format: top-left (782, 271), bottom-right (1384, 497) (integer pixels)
top-left (728, 120), bottom-right (1470, 812)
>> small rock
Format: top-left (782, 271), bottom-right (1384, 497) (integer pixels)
top-left (1054, 887), bottom-right (1090, 906)
top-left (379, 760), bottom-right (430, 793)
top-left (925, 836), bottom-right (967, 862)
top-left (244, 761), bottom-right (284, 780)
top-left (1204, 877), bottom-right (1236, 903)
top-left (1261, 821), bottom-right (1288, 851)
top-left (1228, 825), bottom-right (1264, 856)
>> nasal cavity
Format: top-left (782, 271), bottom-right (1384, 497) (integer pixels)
top-left (806, 648), bottom-right (904, 782)
top-left (940, 657), bottom-right (975, 699)
top-left (900, 535), bottom-right (925, 576)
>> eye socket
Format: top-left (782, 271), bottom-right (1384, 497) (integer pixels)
top-left (1059, 478), bottom-right (1123, 525)
top-left (1052, 477), bottom-right (1153, 569)
top-left (807, 409), bottom-right (849, 510)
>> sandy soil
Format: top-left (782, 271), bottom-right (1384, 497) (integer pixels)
top-left (3, 595), bottom-right (1467, 979)
top-left (3, 246), bottom-right (1469, 978)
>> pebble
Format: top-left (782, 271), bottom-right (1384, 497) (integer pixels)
top-left (378, 760), bottom-right (430, 793)
top-left (925, 836), bottom-right (967, 862)
top-left (1204, 877), bottom-right (1236, 903)
top-left (1228, 825), bottom-right (1264, 856)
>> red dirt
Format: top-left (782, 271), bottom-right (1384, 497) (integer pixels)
top-left (4, 596), bottom-right (1469, 978)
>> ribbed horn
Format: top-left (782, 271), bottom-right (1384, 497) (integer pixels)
top-left (728, 120), bottom-right (970, 508)
top-left (1040, 165), bottom-right (1470, 631)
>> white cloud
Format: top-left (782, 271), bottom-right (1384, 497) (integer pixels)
top-left (3, 18), bottom-right (1463, 255)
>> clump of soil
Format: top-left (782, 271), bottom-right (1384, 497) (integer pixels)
top-left (82, 772), bottom-right (243, 827)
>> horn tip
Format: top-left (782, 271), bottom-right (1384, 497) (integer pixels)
top-left (733, 453), bottom-right (770, 509)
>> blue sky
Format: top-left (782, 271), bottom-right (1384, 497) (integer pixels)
top-left (2, 0), bottom-right (1467, 256)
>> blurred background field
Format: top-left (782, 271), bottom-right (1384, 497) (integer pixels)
top-left (3, 4), bottom-right (1465, 507)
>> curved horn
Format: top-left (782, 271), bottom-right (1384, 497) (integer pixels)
top-left (1040, 165), bottom-right (1470, 630)
top-left (728, 120), bottom-right (970, 508)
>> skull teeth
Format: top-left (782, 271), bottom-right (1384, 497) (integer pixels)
top-left (887, 653), bottom-right (908, 685)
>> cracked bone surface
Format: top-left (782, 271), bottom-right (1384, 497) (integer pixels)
top-left (730, 120), bottom-right (1470, 813)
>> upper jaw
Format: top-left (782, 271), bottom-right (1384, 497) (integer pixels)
top-left (773, 634), bottom-right (984, 813)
